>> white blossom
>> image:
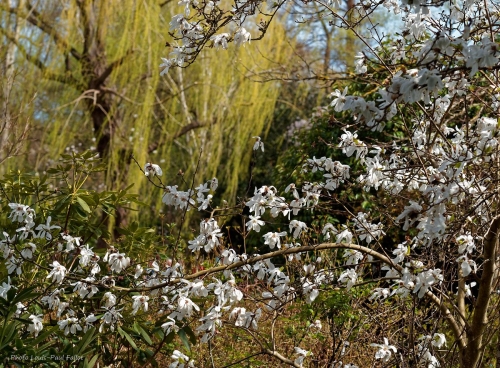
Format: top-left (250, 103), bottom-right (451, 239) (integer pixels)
top-left (27, 314), bottom-right (44, 337)
top-left (144, 163), bottom-right (163, 177)
top-left (46, 261), bottom-right (67, 284)
top-left (252, 136), bottom-right (264, 152)
top-left (371, 337), bottom-right (397, 363)
top-left (58, 317), bottom-right (82, 335)
top-left (131, 295), bottom-right (149, 314)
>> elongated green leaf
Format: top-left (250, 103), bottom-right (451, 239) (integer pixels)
top-left (118, 327), bottom-right (138, 350)
top-left (178, 329), bottom-right (191, 352)
top-left (76, 327), bottom-right (96, 354)
top-left (183, 326), bottom-right (197, 346)
top-left (135, 323), bottom-right (153, 345)
top-left (85, 354), bottom-right (99, 368)
top-left (76, 197), bottom-right (91, 213)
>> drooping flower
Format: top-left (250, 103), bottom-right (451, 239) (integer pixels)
top-left (371, 337), bottom-right (397, 362)
top-left (289, 220), bottom-right (307, 238)
top-left (234, 28), bottom-right (251, 46)
top-left (294, 347), bottom-right (313, 367)
top-left (144, 163), bottom-right (163, 177)
top-left (263, 231), bottom-right (287, 249)
top-left (27, 314), bottom-right (44, 337)
top-left (0, 277), bottom-right (12, 300)
top-left (210, 33), bottom-right (230, 49)
top-left (252, 136), bottom-right (264, 152)
top-left (131, 295), bottom-right (149, 315)
top-left (162, 317), bottom-right (180, 335)
top-left (102, 292), bottom-right (117, 308)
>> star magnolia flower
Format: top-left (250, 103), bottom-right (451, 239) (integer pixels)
top-left (14, 302), bottom-right (25, 318)
top-left (210, 33), bottom-right (230, 49)
top-left (371, 337), bottom-right (397, 362)
top-left (41, 290), bottom-right (61, 310)
top-left (0, 277), bottom-right (12, 300)
top-left (252, 136), bottom-right (264, 152)
top-left (308, 320), bottom-right (322, 330)
top-left (20, 243), bottom-right (36, 260)
top-left (173, 295), bottom-right (200, 320)
top-left (100, 307), bottom-right (123, 332)
top-left (161, 317), bottom-right (180, 335)
top-left (234, 27), bottom-right (251, 46)
top-left (289, 220), bottom-right (307, 238)
top-left (8, 203), bottom-right (31, 223)
top-left (322, 223), bottom-right (337, 240)
top-left (134, 265), bottom-right (144, 279)
top-left (294, 347), bottom-right (313, 367)
top-left (160, 57), bottom-right (174, 76)
top-left (330, 87), bottom-right (348, 112)
top-left (57, 317), bottom-right (82, 335)
top-left (72, 277), bottom-right (99, 299)
top-left (432, 333), bottom-right (447, 348)
top-left (27, 314), bottom-right (44, 337)
top-left (144, 163), bottom-right (163, 177)
top-left (62, 234), bottom-right (81, 252)
top-left (107, 252), bottom-right (130, 273)
top-left (35, 216), bottom-right (61, 240)
top-left (246, 215), bottom-right (265, 232)
top-left (263, 231), bottom-right (287, 249)
top-left (46, 261), bottom-right (67, 284)
top-left (79, 245), bottom-right (95, 267)
top-left (171, 350), bottom-right (195, 367)
top-left (131, 295), bottom-right (149, 315)
top-left (84, 313), bottom-right (98, 332)
top-left (210, 177), bottom-right (218, 191)
top-left (102, 292), bottom-right (117, 308)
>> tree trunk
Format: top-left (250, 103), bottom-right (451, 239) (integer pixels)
top-left (78, 0), bottom-right (130, 242)
top-left (1, 0), bottom-right (26, 160)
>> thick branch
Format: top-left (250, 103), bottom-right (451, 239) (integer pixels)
top-left (464, 215), bottom-right (500, 364)
top-left (112, 241), bottom-right (464, 347)
top-left (426, 290), bottom-right (467, 350)
top-left (263, 349), bottom-right (301, 368)
top-left (147, 120), bottom-right (209, 154)
top-left (114, 242), bottom-right (394, 293)
top-left (94, 52), bottom-right (133, 87)
top-left (174, 120), bottom-right (208, 139)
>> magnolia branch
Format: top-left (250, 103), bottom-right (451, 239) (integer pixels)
top-left (111, 241), bottom-right (464, 348)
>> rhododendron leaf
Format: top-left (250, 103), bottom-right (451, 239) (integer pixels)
top-left (178, 328), bottom-right (191, 351)
top-left (76, 197), bottom-right (91, 213)
top-left (118, 327), bottom-right (138, 351)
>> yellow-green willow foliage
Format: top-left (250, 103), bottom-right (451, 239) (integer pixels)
top-left (1, 0), bottom-right (298, 222)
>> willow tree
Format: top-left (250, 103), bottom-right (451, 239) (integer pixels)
top-left (0, 0), bottom-right (297, 225)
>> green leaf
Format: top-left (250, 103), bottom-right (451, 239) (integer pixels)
top-left (178, 329), bottom-right (191, 352)
top-left (85, 354), bottom-right (99, 368)
top-left (118, 327), bottom-right (138, 350)
top-left (76, 197), bottom-right (91, 213)
top-left (75, 327), bottom-right (96, 354)
top-left (135, 323), bottom-right (153, 345)
top-left (183, 326), bottom-right (197, 346)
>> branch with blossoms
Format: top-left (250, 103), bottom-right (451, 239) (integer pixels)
top-left (4, 0), bottom-right (500, 365)
top-left (154, 0), bottom-right (500, 364)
